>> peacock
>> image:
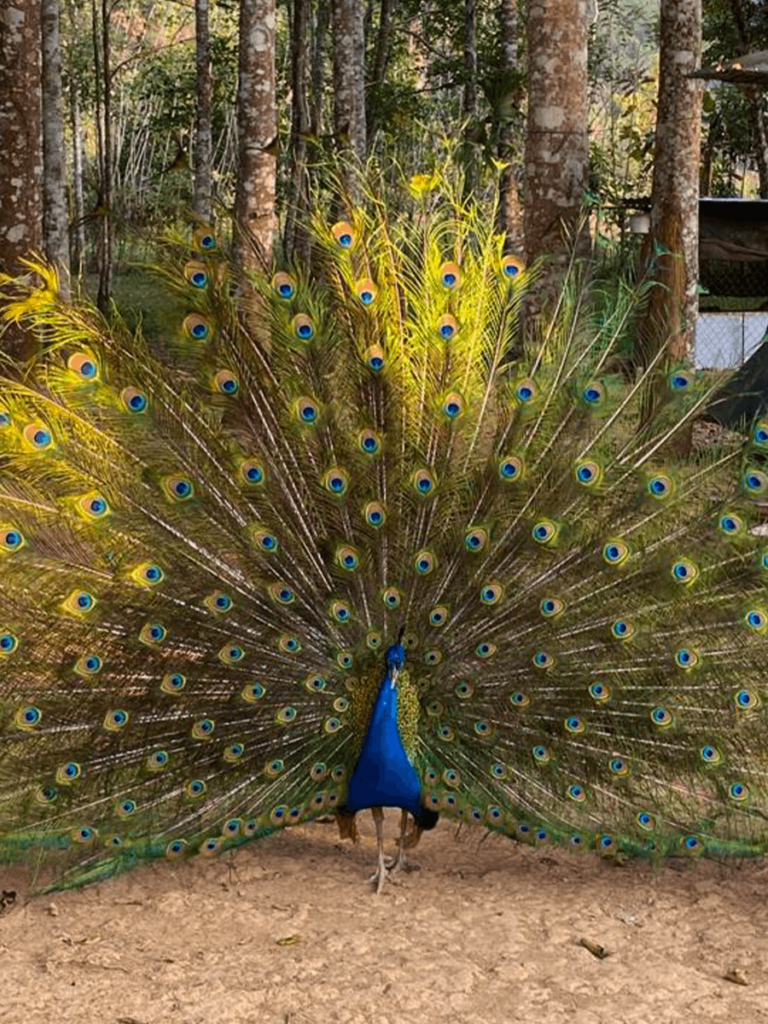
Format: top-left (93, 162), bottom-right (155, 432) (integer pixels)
top-left (2, 175), bottom-right (768, 896)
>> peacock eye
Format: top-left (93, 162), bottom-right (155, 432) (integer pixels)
top-left (272, 272), bottom-right (296, 299)
top-left (437, 314), bottom-right (458, 339)
top-left (356, 278), bottom-right (377, 305)
top-left (213, 369), bottom-right (239, 395)
top-left (122, 387), bottom-right (148, 413)
top-left (331, 221), bottom-right (356, 249)
top-left (292, 314), bottom-right (314, 341)
top-left (439, 262), bottom-right (461, 289)
top-left (182, 313), bottom-right (212, 341)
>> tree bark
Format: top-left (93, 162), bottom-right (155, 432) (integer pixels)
top-left (638, 0), bottom-right (702, 365)
top-left (332, 0), bottom-right (367, 175)
top-left (285, 0), bottom-right (311, 263)
top-left (367, 0), bottom-right (394, 141)
top-left (461, 0), bottom-right (478, 198)
top-left (0, 0), bottom-right (43, 357)
top-left (233, 0), bottom-right (277, 274)
top-left (729, 0), bottom-right (768, 199)
top-left (523, 0), bottom-right (590, 274)
top-left (309, 0), bottom-right (328, 139)
top-left (193, 0), bottom-right (213, 222)
top-left (92, 0), bottom-right (113, 315)
top-left (462, 0), bottom-right (477, 119)
top-left (41, 0), bottom-right (71, 295)
top-left (497, 0), bottom-right (523, 250)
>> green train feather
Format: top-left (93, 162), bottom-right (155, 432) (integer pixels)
top-left (1, 179), bottom-right (768, 893)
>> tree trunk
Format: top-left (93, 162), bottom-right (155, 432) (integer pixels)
top-left (462, 0), bottom-right (477, 119)
top-left (332, 0), bottom-right (367, 175)
top-left (309, 0), bottom-right (328, 139)
top-left (638, 0), bottom-right (702, 366)
top-left (41, 0), bottom-right (71, 296)
top-left (729, 0), bottom-right (768, 199)
top-left (92, 0), bottom-right (113, 315)
top-left (193, 0), bottom-right (213, 222)
top-left (0, 0), bottom-right (43, 357)
top-left (285, 0), bottom-right (311, 263)
top-left (233, 0), bottom-right (277, 274)
top-left (367, 0), bottom-right (394, 142)
top-left (497, 0), bottom-right (523, 251)
top-left (523, 0), bottom-right (589, 284)
top-left (461, 0), bottom-right (478, 198)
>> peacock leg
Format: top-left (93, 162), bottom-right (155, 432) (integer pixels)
top-left (367, 806), bottom-right (389, 893)
top-left (386, 809), bottom-right (410, 876)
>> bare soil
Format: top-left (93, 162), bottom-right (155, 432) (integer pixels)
top-left (2, 815), bottom-right (767, 1024)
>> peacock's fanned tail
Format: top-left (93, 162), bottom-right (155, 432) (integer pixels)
top-left (1, 189), bottom-right (768, 892)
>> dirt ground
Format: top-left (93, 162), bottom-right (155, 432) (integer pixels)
top-left (2, 814), bottom-right (767, 1024)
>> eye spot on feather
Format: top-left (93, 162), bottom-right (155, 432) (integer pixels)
top-left (501, 254), bottom-right (525, 279)
top-left (68, 352), bottom-right (99, 380)
top-left (161, 672), bottom-right (186, 694)
top-left (439, 262), bottom-right (460, 289)
top-left (499, 455), bottom-right (524, 481)
top-left (331, 221), bottom-right (356, 250)
top-left (363, 345), bottom-right (385, 372)
top-left (121, 387), bottom-right (148, 413)
top-left (414, 550), bottom-right (436, 575)
top-left (295, 396), bottom-right (320, 424)
top-left (213, 370), bottom-right (239, 395)
top-left (324, 468), bottom-right (349, 496)
top-left (183, 313), bottom-right (213, 341)
top-left (140, 622), bottom-right (167, 645)
top-left (437, 314), bottom-right (457, 339)
top-left (272, 272), bottom-right (296, 299)
top-left (364, 501), bottom-right (386, 528)
top-left (0, 630), bottom-right (18, 656)
top-left (184, 261), bottom-right (209, 288)
top-left (292, 314), bottom-right (315, 341)
top-left (23, 423), bottom-right (53, 451)
top-left (1, 528), bottom-right (24, 553)
top-left (14, 704), bottom-right (41, 730)
top-left (358, 429), bottom-right (381, 455)
top-left (131, 562), bottom-right (164, 587)
top-left (382, 586), bottom-right (401, 609)
top-left (193, 226), bottom-right (217, 251)
top-left (356, 279), bottom-right (377, 305)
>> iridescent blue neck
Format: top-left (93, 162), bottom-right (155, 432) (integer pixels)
top-left (343, 643), bottom-right (423, 820)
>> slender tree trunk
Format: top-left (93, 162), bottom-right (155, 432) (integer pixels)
top-left (0, 0), bottom-right (43, 357)
top-left (64, 0), bottom-right (85, 279)
top-left (497, 0), bottom-right (523, 250)
top-left (332, 0), bottom-right (367, 177)
top-left (91, 0), bottom-right (113, 314)
top-left (41, 0), bottom-right (71, 296)
top-left (309, 0), bottom-right (328, 139)
top-left (462, 0), bottom-right (477, 118)
top-left (233, 0), bottom-right (277, 274)
top-left (193, 0), bottom-right (213, 222)
top-left (638, 0), bottom-right (702, 366)
top-left (367, 0), bottom-right (394, 141)
top-left (69, 91), bottom-right (86, 277)
top-left (461, 0), bottom-right (478, 198)
top-left (523, 0), bottom-right (590, 275)
top-left (729, 0), bottom-right (768, 199)
top-left (285, 0), bottom-right (311, 263)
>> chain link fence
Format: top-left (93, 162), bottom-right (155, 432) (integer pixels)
top-left (695, 311), bottom-right (768, 369)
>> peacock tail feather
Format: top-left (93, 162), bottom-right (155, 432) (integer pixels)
top-left (1, 177), bottom-right (768, 892)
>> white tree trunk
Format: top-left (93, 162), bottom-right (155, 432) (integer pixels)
top-left (234, 0), bottom-right (277, 273)
top-left (523, 0), bottom-right (590, 268)
top-left (332, 0), bottom-right (367, 168)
